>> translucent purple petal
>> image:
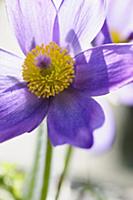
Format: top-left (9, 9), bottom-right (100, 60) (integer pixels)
top-left (58, 0), bottom-right (107, 55)
top-left (92, 20), bottom-right (112, 46)
top-left (90, 98), bottom-right (115, 153)
top-left (5, 0), bottom-right (56, 54)
top-left (47, 89), bottom-right (105, 148)
top-left (0, 48), bottom-right (24, 79)
top-left (73, 44), bottom-right (133, 96)
top-left (52, 15), bottom-right (60, 45)
top-left (0, 76), bottom-right (49, 142)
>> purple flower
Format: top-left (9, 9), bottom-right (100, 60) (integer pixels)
top-left (93, 1), bottom-right (133, 45)
top-left (93, 1), bottom-right (133, 106)
top-left (0, 0), bottom-right (133, 148)
top-left (107, 0), bottom-right (133, 42)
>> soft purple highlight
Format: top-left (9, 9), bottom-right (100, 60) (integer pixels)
top-left (36, 55), bottom-right (51, 69)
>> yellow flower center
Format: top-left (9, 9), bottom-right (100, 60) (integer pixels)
top-left (22, 42), bottom-right (75, 98)
top-left (111, 30), bottom-right (127, 43)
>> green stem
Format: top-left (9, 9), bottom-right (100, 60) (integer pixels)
top-left (40, 138), bottom-right (53, 200)
top-left (55, 146), bottom-right (73, 200)
top-left (25, 126), bottom-right (43, 200)
top-left (23, 125), bottom-right (53, 200)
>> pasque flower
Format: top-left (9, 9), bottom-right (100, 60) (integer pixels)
top-left (93, 1), bottom-right (133, 106)
top-left (106, 0), bottom-right (133, 106)
top-left (107, 0), bottom-right (133, 43)
top-left (0, 0), bottom-right (133, 148)
top-left (93, 0), bottom-right (133, 45)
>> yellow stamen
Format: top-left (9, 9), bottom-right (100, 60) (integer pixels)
top-left (111, 30), bottom-right (126, 43)
top-left (22, 42), bottom-right (75, 98)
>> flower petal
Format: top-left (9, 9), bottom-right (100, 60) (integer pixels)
top-left (47, 89), bottom-right (105, 148)
top-left (114, 83), bottom-right (133, 106)
top-left (0, 48), bottom-right (24, 79)
top-left (73, 44), bottom-right (133, 96)
top-left (92, 20), bottom-right (112, 46)
top-left (0, 76), bottom-right (49, 142)
top-left (52, 0), bottom-right (63, 10)
top-left (58, 0), bottom-right (106, 55)
top-left (90, 97), bottom-right (115, 153)
top-left (5, 0), bottom-right (56, 54)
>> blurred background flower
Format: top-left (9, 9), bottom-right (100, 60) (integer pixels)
top-left (107, 0), bottom-right (133, 43)
top-left (106, 0), bottom-right (133, 106)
